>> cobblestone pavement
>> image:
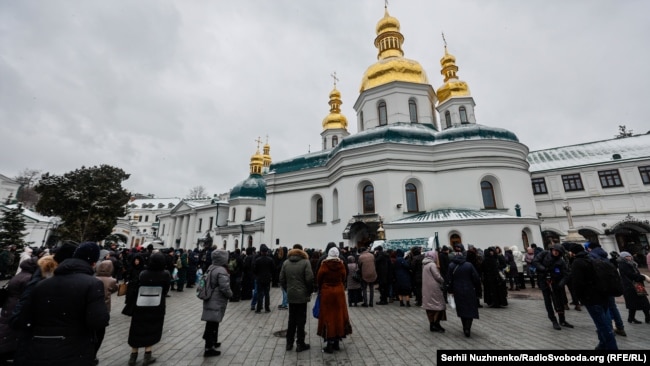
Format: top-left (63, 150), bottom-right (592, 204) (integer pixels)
top-left (96, 282), bottom-right (650, 366)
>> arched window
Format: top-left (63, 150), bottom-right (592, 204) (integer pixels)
top-left (333, 189), bottom-right (339, 220)
top-left (481, 181), bottom-right (496, 209)
top-left (234, 239), bottom-right (238, 249)
top-left (378, 101), bottom-right (387, 126)
top-left (359, 111), bottom-right (364, 131)
top-left (223, 239), bottom-right (227, 248)
top-left (459, 106), bottom-right (468, 123)
top-left (409, 99), bottom-right (418, 123)
top-left (248, 235), bottom-right (253, 247)
top-left (316, 198), bottom-right (323, 223)
top-left (362, 185), bottom-right (375, 213)
top-left (332, 135), bottom-right (338, 147)
top-left (405, 183), bottom-right (419, 212)
top-left (521, 231), bottom-right (529, 249)
top-left (445, 111), bottom-right (451, 128)
top-left (245, 207), bottom-right (252, 221)
top-left (323, 137), bottom-right (327, 149)
top-left (231, 208), bottom-right (236, 222)
top-left (450, 234), bottom-right (462, 246)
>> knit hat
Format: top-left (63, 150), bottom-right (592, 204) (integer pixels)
top-left (328, 247), bottom-right (339, 259)
top-left (620, 251), bottom-right (632, 258)
top-left (73, 242), bottom-right (100, 264)
top-left (568, 243), bottom-right (584, 254)
top-left (53, 241), bottom-right (79, 264)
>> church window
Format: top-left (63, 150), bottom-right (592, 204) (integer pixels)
top-left (562, 174), bottom-right (584, 192)
top-left (409, 99), bottom-right (418, 123)
top-left (231, 208), bottom-right (236, 221)
top-left (378, 101), bottom-right (387, 126)
top-left (640, 166), bottom-right (650, 184)
top-left (333, 189), bottom-right (339, 220)
top-left (198, 218), bottom-right (202, 232)
top-left (362, 185), bottom-right (375, 213)
top-left (245, 207), bottom-right (252, 221)
top-left (459, 106), bottom-right (468, 123)
top-left (234, 239), bottom-right (238, 249)
top-left (332, 135), bottom-right (338, 147)
top-left (359, 111), bottom-right (364, 131)
top-left (521, 231), bottom-right (530, 249)
top-left (323, 137), bottom-right (327, 150)
top-left (208, 217), bottom-right (213, 229)
top-left (316, 198), bottom-right (323, 223)
top-left (248, 235), bottom-right (253, 247)
top-left (531, 178), bottom-right (547, 194)
top-left (405, 183), bottom-right (419, 212)
top-left (598, 169), bottom-right (623, 188)
top-left (481, 181), bottom-right (496, 209)
top-left (444, 111), bottom-right (451, 128)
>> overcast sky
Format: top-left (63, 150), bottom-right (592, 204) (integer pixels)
top-left (2, 0), bottom-right (649, 199)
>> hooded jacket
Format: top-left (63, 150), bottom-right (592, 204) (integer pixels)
top-left (202, 250), bottom-right (233, 323)
top-left (279, 249), bottom-right (313, 304)
top-left (95, 260), bottom-right (118, 311)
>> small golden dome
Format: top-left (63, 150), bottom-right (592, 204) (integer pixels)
top-left (249, 148), bottom-right (264, 175)
top-left (322, 87), bottom-right (348, 130)
top-left (436, 47), bottom-right (470, 103)
top-left (360, 8), bottom-right (428, 92)
top-left (262, 141), bottom-right (271, 167)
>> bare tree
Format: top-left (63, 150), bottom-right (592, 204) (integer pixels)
top-left (14, 168), bottom-right (41, 208)
top-left (615, 125), bottom-right (633, 139)
top-left (187, 185), bottom-right (209, 199)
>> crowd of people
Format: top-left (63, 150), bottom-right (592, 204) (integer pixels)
top-left (0, 238), bottom-right (648, 363)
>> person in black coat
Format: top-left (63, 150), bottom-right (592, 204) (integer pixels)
top-left (253, 244), bottom-right (274, 313)
top-left (374, 246), bottom-right (392, 305)
top-left (533, 244), bottom-right (573, 330)
top-left (21, 242), bottom-right (109, 366)
top-left (186, 248), bottom-right (200, 288)
top-left (122, 254), bottom-right (145, 316)
top-left (446, 250), bottom-right (481, 338)
top-left (127, 252), bottom-right (171, 366)
top-left (482, 247), bottom-right (508, 308)
top-left (618, 251), bottom-right (650, 323)
top-left (241, 247), bottom-right (256, 301)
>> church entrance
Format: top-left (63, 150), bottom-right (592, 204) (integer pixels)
top-left (342, 213), bottom-right (382, 249)
top-left (608, 214), bottom-right (650, 267)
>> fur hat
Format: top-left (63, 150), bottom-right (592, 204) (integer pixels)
top-left (73, 242), bottom-right (100, 264)
top-left (328, 247), bottom-right (339, 259)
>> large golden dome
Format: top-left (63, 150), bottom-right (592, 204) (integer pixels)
top-left (322, 87), bottom-right (348, 130)
top-left (360, 8), bottom-right (428, 93)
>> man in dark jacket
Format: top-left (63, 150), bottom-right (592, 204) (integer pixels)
top-left (21, 241), bottom-right (109, 365)
top-left (568, 243), bottom-right (618, 350)
top-left (586, 242), bottom-right (626, 336)
top-left (279, 244), bottom-right (313, 352)
top-left (374, 246), bottom-right (392, 305)
top-left (533, 244), bottom-right (573, 330)
top-left (253, 244), bottom-right (274, 313)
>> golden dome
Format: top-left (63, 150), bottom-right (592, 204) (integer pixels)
top-left (322, 87), bottom-right (348, 130)
top-left (249, 148), bottom-right (264, 175)
top-left (436, 47), bottom-right (470, 103)
top-left (262, 141), bottom-right (271, 168)
top-left (360, 8), bottom-right (428, 92)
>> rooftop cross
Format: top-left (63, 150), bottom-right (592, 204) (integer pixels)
top-left (255, 136), bottom-right (262, 150)
top-left (330, 71), bottom-right (339, 88)
top-left (442, 32), bottom-right (447, 48)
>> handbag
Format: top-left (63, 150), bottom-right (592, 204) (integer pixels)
top-left (447, 294), bottom-right (456, 309)
top-left (312, 293), bottom-right (321, 319)
top-left (136, 286), bottom-right (163, 307)
top-left (117, 282), bottom-right (128, 296)
top-left (634, 281), bottom-right (648, 296)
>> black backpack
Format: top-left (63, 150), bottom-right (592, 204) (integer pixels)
top-left (588, 257), bottom-right (623, 297)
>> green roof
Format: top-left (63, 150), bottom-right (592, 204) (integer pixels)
top-left (230, 174), bottom-right (266, 200)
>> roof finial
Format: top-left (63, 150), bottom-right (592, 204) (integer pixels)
top-left (330, 71), bottom-right (339, 88)
top-left (255, 136), bottom-right (262, 151)
top-left (442, 31), bottom-right (448, 51)
top-left (385, 0), bottom-right (389, 9)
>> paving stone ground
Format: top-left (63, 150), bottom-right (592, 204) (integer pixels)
top-left (96, 278), bottom-right (650, 366)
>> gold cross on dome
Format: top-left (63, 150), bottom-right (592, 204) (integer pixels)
top-left (255, 136), bottom-right (262, 150)
top-left (442, 32), bottom-right (447, 48)
top-left (330, 72), bottom-right (339, 88)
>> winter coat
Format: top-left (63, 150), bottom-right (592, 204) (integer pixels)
top-left (393, 250), bottom-right (412, 296)
top-left (357, 251), bottom-right (377, 283)
top-left (279, 249), bottom-right (314, 304)
top-left (96, 260), bottom-right (118, 312)
top-left (421, 255), bottom-right (445, 312)
top-left (618, 258), bottom-right (650, 311)
top-left (510, 247), bottom-right (524, 273)
top-left (253, 253), bottom-right (275, 285)
top-left (201, 250), bottom-right (233, 323)
top-left (128, 252), bottom-right (171, 348)
top-left (570, 251), bottom-right (609, 306)
top-left (533, 244), bottom-right (569, 290)
top-left (316, 259), bottom-right (352, 340)
top-left (346, 262), bottom-right (362, 290)
top-left (22, 258), bottom-right (109, 366)
top-left (0, 258), bottom-right (37, 354)
top-left (122, 254), bottom-right (145, 316)
top-left (375, 251), bottom-right (392, 285)
top-left (447, 255), bottom-right (480, 319)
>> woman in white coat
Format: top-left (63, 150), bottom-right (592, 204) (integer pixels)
top-left (201, 249), bottom-right (233, 357)
top-left (421, 250), bottom-right (447, 332)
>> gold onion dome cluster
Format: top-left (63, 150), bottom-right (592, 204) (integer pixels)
top-left (436, 47), bottom-right (470, 103)
top-left (249, 148), bottom-right (264, 175)
top-left (322, 87), bottom-right (348, 130)
top-left (360, 8), bottom-right (428, 93)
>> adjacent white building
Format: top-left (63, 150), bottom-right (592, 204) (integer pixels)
top-left (0, 204), bottom-right (59, 247)
top-left (0, 174), bottom-right (20, 204)
top-left (529, 134), bottom-right (650, 255)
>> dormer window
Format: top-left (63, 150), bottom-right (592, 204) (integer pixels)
top-left (459, 106), bottom-right (468, 124)
top-left (408, 99), bottom-right (418, 123)
top-left (378, 101), bottom-right (387, 126)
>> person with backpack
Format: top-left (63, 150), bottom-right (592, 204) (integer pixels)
top-left (532, 244), bottom-right (573, 330)
top-left (567, 243), bottom-right (617, 350)
top-left (586, 242), bottom-right (626, 336)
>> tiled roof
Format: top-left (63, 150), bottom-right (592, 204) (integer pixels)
top-left (527, 133), bottom-right (650, 172)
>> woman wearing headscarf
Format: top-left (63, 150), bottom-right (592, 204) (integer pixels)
top-left (346, 256), bottom-right (362, 307)
top-left (122, 254), bottom-right (145, 317)
top-left (445, 246), bottom-right (481, 337)
top-left (421, 250), bottom-right (447, 332)
top-left (201, 249), bottom-right (233, 357)
top-left (618, 251), bottom-right (650, 324)
top-left (482, 247), bottom-right (508, 308)
top-left (127, 252), bottom-right (171, 366)
top-left (317, 247), bottom-right (352, 353)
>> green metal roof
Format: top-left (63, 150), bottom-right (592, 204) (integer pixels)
top-left (230, 174), bottom-right (266, 200)
top-left (436, 124), bottom-right (519, 143)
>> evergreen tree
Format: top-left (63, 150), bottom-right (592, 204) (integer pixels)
top-left (0, 204), bottom-right (29, 250)
top-left (35, 165), bottom-right (131, 242)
